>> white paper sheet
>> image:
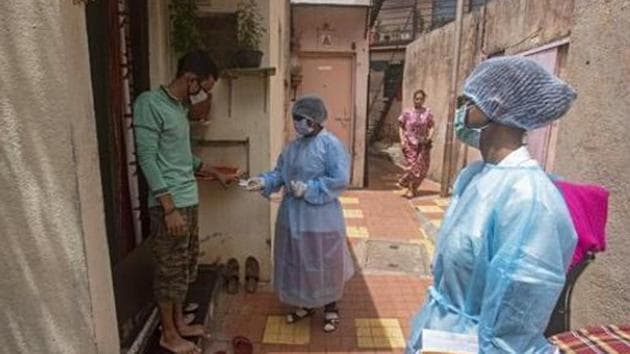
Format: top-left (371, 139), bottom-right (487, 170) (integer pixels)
top-left (419, 329), bottom-right (479, 354)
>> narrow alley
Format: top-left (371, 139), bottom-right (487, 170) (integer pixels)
top-left (3, 1), bottom-right (629, 353)
top-left (203, 158), bottom-right (447, 353)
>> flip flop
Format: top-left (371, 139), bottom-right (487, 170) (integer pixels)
top-left (225, 258), bottom-right (240, 295)
top-left (244, 256), bottom-right (260, 294)
top-left (286, 308), bottom-right (315, 324)
top-left (184, 303), bottom-right (199, 313)
top-left (323, 309), bottom-right (340, 333)
top-left (179, 324), bottom-right (212, 339)
top-left (159, 336), bottom-right (201, 353)
top-left (232, 336), bottom-right (253, 354)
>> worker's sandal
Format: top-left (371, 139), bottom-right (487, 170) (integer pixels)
top-left (286, 308), bottom-right (314, 324)
top-left (323, 309), bottom-right (340, 333)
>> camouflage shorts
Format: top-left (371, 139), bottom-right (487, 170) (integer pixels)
top-left (150, 206), bottom-right (199, 303)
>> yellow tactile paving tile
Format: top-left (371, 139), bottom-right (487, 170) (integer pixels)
top-left (262, 315), bottom-right (310, 345)
top-left (355, 318), bottom-right (406, 349)
top-left (431, 219), bottom-right (443, 228)
top-left (347, 226), bottom-right (369, 238)
top-left (410, 238), bottom-right (435, 259)
top-left (415, 205), bottom-right (444, 213)
top-left (339, 197), bottom-right (360, 205)
top-left (434, 198), bottom-right (451, 207)
top-left (343, 209), bottom-right (364, 219)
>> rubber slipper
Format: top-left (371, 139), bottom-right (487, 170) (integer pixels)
top-left (225, 258), bottom-right (240, 294)
top-left (244, 256), bottom-right (260, 293)
top-left (232, 335), bottom-right (253, 354)
top-left (286, 308), bottom-right (315, 324)
top-left (323, 310), bottom-right (340, 333)
top-left (178, 324), bottom-right (212, 340)
top-left (159, 336), bottom-right (201, 353)
top-left (184, 303), bottom-right (199, 313)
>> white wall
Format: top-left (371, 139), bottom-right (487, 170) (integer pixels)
top-left (0, 1), bottom-right (118, 353)
top-left (186, 0), bottom-right (289, 281)
top-left (148, 0), bottom-right (173, 87)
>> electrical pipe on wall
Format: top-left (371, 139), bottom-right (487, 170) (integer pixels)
top-left (440, 0), bottom-right (465, 197)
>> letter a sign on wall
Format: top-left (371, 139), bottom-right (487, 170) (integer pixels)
top-left (317, 22), bottom-right (334, 48)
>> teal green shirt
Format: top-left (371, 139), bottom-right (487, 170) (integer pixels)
top-left (133, 87), bottom-right (202, 208)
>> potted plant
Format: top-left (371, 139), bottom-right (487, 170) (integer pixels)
top-left (170, 0), bottom-right (203, 55)
top-left (234, 0), bottom-right (266, 68)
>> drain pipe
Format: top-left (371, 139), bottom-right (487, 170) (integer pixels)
top-left (440, 0), bottom-right (466, 197)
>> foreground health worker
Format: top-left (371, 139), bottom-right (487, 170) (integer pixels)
top-left (407, 57), bottom-right (578, 353)
top-left (246, 95), bottom-right (354, 333)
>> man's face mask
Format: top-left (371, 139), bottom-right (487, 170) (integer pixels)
top-left (189, 88), bottom-right (208, 105)
top-left (293, 116), bottom-right (315, 136)
top-left (454, 102), bottom-right (484, 148)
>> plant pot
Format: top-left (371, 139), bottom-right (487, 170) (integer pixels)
top-left (233, 49), bottom-right (263, 68)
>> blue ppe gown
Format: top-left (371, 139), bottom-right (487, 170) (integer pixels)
top-left (407, 147), bottom-right (577, 354)
top-left (260, 130), bottom-right (355, 308)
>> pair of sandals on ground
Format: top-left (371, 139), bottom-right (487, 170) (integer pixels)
top-left (287, 302), bottom-right (340, 333)
top-left (224, 257), bottom-right (260, 294)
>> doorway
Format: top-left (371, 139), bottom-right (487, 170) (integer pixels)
top-left (85, 0), bottom-right (153, 348)
top-left (298, 54), bottom-right (355, 154)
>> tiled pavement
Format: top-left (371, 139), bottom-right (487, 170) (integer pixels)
top-left (207, 275), bottom-right (430, 353)
top-left (204, 158), bottom-right (450, 354)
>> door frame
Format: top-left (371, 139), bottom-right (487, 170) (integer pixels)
top-left (297, 51), bottom-right (358, 179)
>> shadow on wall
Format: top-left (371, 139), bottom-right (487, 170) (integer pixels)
top-left (0, 6), bottom-right (97, 351)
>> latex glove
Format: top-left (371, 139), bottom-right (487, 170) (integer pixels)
top-left (245, 177), bottom-right (265, 191)
top-left (290, 181), bottom-right (308, 198)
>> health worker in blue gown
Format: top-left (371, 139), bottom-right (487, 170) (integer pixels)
top-left (407, 56), bottom-right (578, 354)
top-left (246, 95), bottom-right (354, 334)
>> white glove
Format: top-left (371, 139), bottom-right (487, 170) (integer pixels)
top-left (290, 181), bottom-right (308, 198)
top-left (245, 177), bottom-right (265, 191)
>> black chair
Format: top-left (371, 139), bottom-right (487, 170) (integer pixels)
top-left (545, 252), bottom-right (596, 337)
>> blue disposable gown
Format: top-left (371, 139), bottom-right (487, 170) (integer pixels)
top-left (260, 130), bottom-right (355, 308)
top-left (407, 147), bottom-right (577, 354)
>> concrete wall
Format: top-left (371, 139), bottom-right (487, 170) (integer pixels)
top-left (0, 1), bottom-right (118, 353)
top-left (267, 0), bottom-right (292, 260)
top-left (268, 0), bottom-right (292, 173)
top-left (554, 0), bottom-right (630, 327)
top-left (403, 12), bottom-right (480, 181)
top-left (148, 0), bottom-right (173, 87)
top-left (403, 0), bottom-right (574, 182)
top-left (293, 5), bottom-right (370, 187)
top-left (184, 0), bottom-right (289, 281)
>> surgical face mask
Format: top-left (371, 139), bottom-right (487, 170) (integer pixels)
top-left (189, 88), bottom-right (209, 105)
top-left (294, 118), bottom-right (315, 136)
top-left (454, 105), bottom-right (481, 148)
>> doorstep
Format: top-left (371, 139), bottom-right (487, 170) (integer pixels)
top-left (141, 265), bottom-right (221, 354)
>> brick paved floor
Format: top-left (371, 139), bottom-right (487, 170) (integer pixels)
top-left (203, 156), bottom-right (442, 354)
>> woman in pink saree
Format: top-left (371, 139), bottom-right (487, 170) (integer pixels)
top-left (398, 89), bottom-right (435, 198)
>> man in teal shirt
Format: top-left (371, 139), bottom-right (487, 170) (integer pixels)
top-left (134, 50), bottom-right (229, 353)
